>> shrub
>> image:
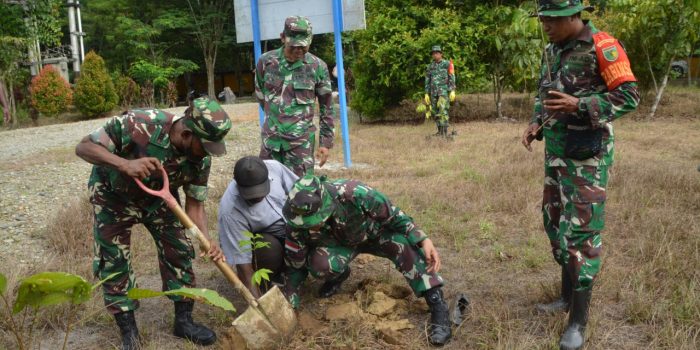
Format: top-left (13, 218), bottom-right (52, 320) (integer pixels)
top-left (73, 51), bottom-right (117, 118)
top-left (29, 65), bottom-right (72, 117)
top-left (114, 75), bottom-right (140, 109)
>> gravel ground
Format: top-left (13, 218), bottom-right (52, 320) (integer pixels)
top-left (0, 103), bottom-right (261, 266)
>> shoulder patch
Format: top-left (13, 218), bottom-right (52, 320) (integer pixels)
top-left (592, 31), bottom-right (636, 90)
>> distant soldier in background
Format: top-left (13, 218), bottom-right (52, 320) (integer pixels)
top-left (255, 16), bottom-right (335, 177)
top-left (521, 1), bottom-right (640, 349)
top-left (424, 45), bottom-right (456, 138)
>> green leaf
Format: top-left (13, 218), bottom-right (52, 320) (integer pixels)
top-left (127, 287), bottom-right (235, 312)
top-left (91, 272), bottom-right (121, 292)
top-left (13, 272), bottom-right (92, 314)
top-left (0, 273), bottom-right (6, 295)
top-left (252, 269), bottom-right (273, 287)
top-left (241, 231), bottom-right (255, 239)
top-left (238, 239), bottom-right (252, 248)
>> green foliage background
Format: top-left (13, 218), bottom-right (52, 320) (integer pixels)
top-left (29, 66), bottom-right (72, 117)
top-left (74, 52), bottom-right (118, 118)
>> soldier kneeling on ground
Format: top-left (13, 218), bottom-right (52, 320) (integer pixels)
top-left (281, 175), bottom-right (452, 346)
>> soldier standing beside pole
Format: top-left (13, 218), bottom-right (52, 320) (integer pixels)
top-left (424, 45), bottom-right (456, 138)
top-left (521, 1), bottom-right (639, 349)
top-left (255, 16), bottom-right (335, 177)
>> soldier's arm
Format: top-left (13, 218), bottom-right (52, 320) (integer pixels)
top-left (425, 66), bottom-right (431, 93)
top-left (358, 185), bottom-right (428, 246)
top-left (576, 82), bottom-right (640, 128)
top-left (254, 56), bottom-right (265, 107)
top-left (282, 229), bottom-right (309, 308)
top-left (75, 115), bottom-right (161, 178)
top-left (316, 61), bottom-right (335, 149)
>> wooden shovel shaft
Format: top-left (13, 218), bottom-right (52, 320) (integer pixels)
top-left (169, 204), bottom-right (259, 308)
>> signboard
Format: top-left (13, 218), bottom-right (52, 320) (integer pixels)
top-left (234, 0), bottom-right (366, 43)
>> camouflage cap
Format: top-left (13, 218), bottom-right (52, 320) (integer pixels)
top-left (283, 175), bottom-right (335, 229)
top-left (283, 16), bottom-right (313, 47)
top-left (534, 0), bottom-right (594, 17)
top-left (184, 97), bottom-right (232, 157)
top-left (431, 45), bottom-right (442, 53)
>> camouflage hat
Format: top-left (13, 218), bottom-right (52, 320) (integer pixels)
top-left (283, 16), bottom-right (313, 47)
top-left (184, 97), bottom-right (232, 157)
top-left (283, 175), bottom-right (336, 229)
top-left (431, 45), bottom-right (442, 53)
top-left (534, 0), bottom-right (594, 17)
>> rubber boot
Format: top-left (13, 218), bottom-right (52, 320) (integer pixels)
top-left (425, 287), bottom-right (452, 346)
top-left (173, 301), bottom-right (217, 346)
top-left (559, 289), bottom-right (592, 350)
top-left (318, 267), bottom-right (351, 298)
top-left (536, 266), bottom-right (572, 314)
top-left (113, 311), bottom-right (140, 350)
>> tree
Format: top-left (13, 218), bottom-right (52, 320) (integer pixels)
top-left (74, 51), bottom-right (118, 118)
top-left (185, 0), bottom-right (234, 98)
top-left (477, 4), bottom-right (541, 119)
top-left (608, 0), bottom-right (700, 118)
top-left (0, 0), bottom-right (63, 127)
top-left (350, 1), bottom-right (487, 118)
top-left (29, 65), bottom-right (72, 117)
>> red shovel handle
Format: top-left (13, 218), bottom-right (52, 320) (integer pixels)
top-left (133, 167), bottom-right (179, 210)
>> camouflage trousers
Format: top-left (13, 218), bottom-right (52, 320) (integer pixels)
top-left (286, 233), bottom-right (443, 306)
top-left (542, 165), bottom-right (609, 291)
top-left (430, 95), bottom-right (450, 127)
top-left (260, 133), bottom-right (315, 177)
top-left (90, 189), bottom-right (196, 314)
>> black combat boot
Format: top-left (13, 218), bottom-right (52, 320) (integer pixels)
top-left (425, 287), bottom-right (452, 346)
top-left (559, 289), bottom-right (592, 350)
top-left (537, 266), bottom-right (572, 314)
top-left (318, 267), bottom-right (351, 298)
top-left (173, 301), bottom-right (217, 345)
top-left (113, 311), bottom-right (140, 350)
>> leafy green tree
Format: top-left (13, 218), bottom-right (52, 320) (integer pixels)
top-left (477, 4), bottom-right (541, 119)
top-left (29, 65), bottom-right (72, 117)
top-left (185, 0), bottom-right (234, 98)
top-left (607, 0), bottom-right (700, 118)
top-left (74, 51), bottom-right (118, 118)
top-left (350, 1), bottom-right (487, 118)
top-left (128, 59), bottom-right (198, 106)
top-left (114, 74), bottom-right (141, 108)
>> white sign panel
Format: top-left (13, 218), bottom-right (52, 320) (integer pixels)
top-left (234, 0), bottom-right (366, 43)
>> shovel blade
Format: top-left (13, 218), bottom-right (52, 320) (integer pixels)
top-left (257, 285), bottom-right (297, 337)
top-left (232, 306), bottom-right (280, 350)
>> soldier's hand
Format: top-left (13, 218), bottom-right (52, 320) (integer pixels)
top-left (420, 239), bottom-right (441, 273)
top-left (543, 91), bottom-right (579, 113)
top-left (316, 147), bottom-right (330, 168)
top-left (120, 157), bottom-right (162, 179)
top-left (424, 94), bottom-right (431, 105)
top-left (521, 123), bottom-right (540, 152)
top-left (449, 90), bottom-right (456, 103)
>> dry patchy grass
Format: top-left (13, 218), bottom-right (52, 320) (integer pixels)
top-left (4, 92), bottom-right (699, 349)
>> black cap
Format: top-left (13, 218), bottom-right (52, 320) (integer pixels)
top-left (233, 156), bottom-right (270, 200)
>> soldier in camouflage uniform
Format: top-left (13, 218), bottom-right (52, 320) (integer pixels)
top-left (521, 1), bottom-right (639, 349)
top-left (282, 175), bottom-right (452, 346)
top-left (424, 45), bottom-right (456, 138)
top-left (255, 16), bottom-right (335, 177)
top-left (75, 97), bottom-right (232, 349)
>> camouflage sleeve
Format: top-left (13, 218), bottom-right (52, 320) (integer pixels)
top-left (316, 61), bottom-right (335, 149)
top-left (530, 53), bottom-right (548, 126)
top-left (358, 186), bottom-right (428, 246)
top-left (88, 114), bottom-right (132, 153)
top-left (424, 65), bottom-right (431, 93)
top-left (576, 81), bottom-right (640, 128)
top-left (183, 157), bottom-right (211, 202)
top-left (254, 57), bottom-right (265, 106)
top-left (448, 61), bottom-right (456, 91)
top-left (283, 228), bottom-right (309, 308)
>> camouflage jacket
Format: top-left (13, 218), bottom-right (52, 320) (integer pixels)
top-left (255, 47), bottom-right (335, 152)
top-left (285, 179), bottom-right (428, 290)
top-left (87, 109), bottom-right (211, 212)
top-left (425, 59), bottom-right (455, 97)
top-left (531, 21), bottom-right (640, 167)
